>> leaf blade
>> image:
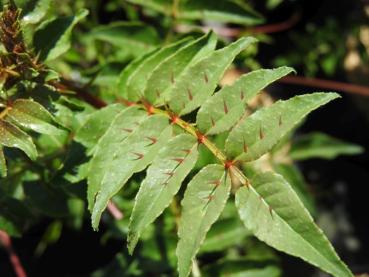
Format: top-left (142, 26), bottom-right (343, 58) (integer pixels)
top-left (197, 67), bottom-right (295, 135)
top-left (168, 37), bottom-right (257, 116)
top-left (225, 92), bottom-right (340, 161)
top-left (236, 171), bottom-right (353, 277)
top-left (176, 164), bottom-right (231, 277)
top-left (128, 134), bottom-right (198, 252)
top-left (88, 108), bottom-right (171, 229)
top-left (0, 119), bottom-right (37, 160)
top-left (6, 99), bottom-right (64, 136)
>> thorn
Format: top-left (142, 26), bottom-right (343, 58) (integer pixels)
top-left (164, 172), bottom-right (174, 177)
top-left (223, 99), bottom-right (228, 114)
top-left (172, 158), bottom-right (184, 164)
top-left (209, 180), bottom-right (221, 187)
top-left (170, 71), bottom-right (175, 84)
top-left (205, 195), bottom-right (214, 201)
top-left (187, 88), bottom-right (193, 101)
top-left (181, 149), bottom-right (191, 154)
top-left (269, 206), bottom-right (274, 219)
top-left (121, 128), bottom-right (133, 133)
top-left (203, 72), bottom-right (208, 83)
top-left (243, 139), bottom-right (248, 153)
top-left (240, 90), bottom-right (245, 100)
top-left (279, 115), bottom-right (282, 126)
top-left (131, 152), bottom-right (144, 160)
top-left (259, 126), bottom-right (264, 140)
top-left (210, 117), bottom-right (215, 127)
top-left (145, 136), bottom-right (157, 145)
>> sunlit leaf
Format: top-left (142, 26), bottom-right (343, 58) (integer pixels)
top-left (225, 93), bottom-right (340, 162)
top-left (236, 172), bottom-right (353, 277)
top-left (177, 164), bottom-right (231, 277)
top-left (128, 134), bottom-right (198, 252)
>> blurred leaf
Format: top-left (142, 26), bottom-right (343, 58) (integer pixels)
top-left (0, 189), bottom-right (32, 237)
top-left (75, 103), bottom-right (125, 150)
top-left (6, 99), bottom-right (64, 136)
top-left (127, 0), bottom-right (263, 25)
top-left (200, 217), bottom-right (251, 253)
top-left (177, 164), bottom-right (231, 277)
top-left (33, 9), bottom-right (88, 61)
top-left (204, 258), bottom-right (281, 277)
top-left (0, 146), bottom-right (7, 177)
top-left (290, 132), bottom-right (364, 160)
top-left (0, 119), bottom-right (37, 160)
top-left (20, 0), bottom-right (52, 25)
top-left (89, 21), bottom-right (160, 57)
top-left (23, 181), bottom-right (70, 217)
top-left (236, 172), bottom-right (353, 277)
top-left (273, 163), bottom-right (316, 215)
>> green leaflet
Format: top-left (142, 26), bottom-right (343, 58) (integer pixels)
top-left (197, 67), bottom-right (295, 135)
top-left (33, 9), bottom-right (88, 61)
top-left (128, 134), bottom-right (198, 252)
top-left (88, 109), bottom-right (172, 229)
top-left (88, 21), bottom-right (159, 57)
top-left (125, 38), bottom-right (191, 102)
top-left (168, 37), bottom-right (257, 116)
top-left (117, 48), bottom-right (159, 98)
top-left (235, 172), bottom-right (353, 277)
top-left (225, 92), bottom-right (340, 162)
top-left (75, 103), bottom-right (125, 149)
top-left (200, 217), bottom-right (251, 253)
top-left (145, 32), bottom-right (217, 105)
top-left (0, 119), bottom-right (37, 160)
top-left (0, 146), bottom-right (6, 177)
top-left (6, 99), bottom-right (64, 136)
top-left (126, 0), bottom-right (263, 25)
top-left (21, 0), bottom-right (51, 25)
top-left (290, 132), bottom-right (364, 160)
top-left (176, 164), bottom-right (231, 277)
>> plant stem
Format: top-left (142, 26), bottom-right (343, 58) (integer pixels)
top-left (0, 230), bottom-right (27, 277)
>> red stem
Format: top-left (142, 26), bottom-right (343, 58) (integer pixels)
top-left (0, 231), bottom-right (27, 277)
top-left (279, 75), bottom-right (369, 97)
